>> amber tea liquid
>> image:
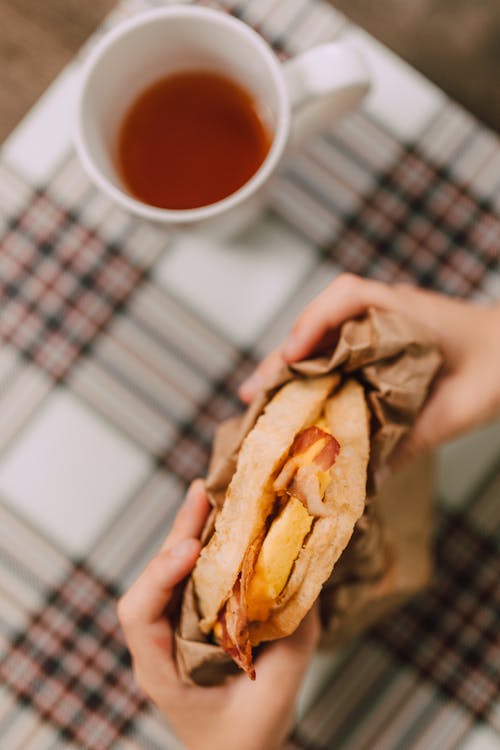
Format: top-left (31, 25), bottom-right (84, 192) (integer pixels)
top-left (116, 70), bottom-right (272, 210)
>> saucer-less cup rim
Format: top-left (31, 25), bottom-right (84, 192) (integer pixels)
top-left (74, 6), bottom-right (290, 224)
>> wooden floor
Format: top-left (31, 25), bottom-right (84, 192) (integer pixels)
top-left (0, 0), bottom-right (499, 142)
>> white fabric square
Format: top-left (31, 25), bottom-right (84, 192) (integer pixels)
top-left (460, 727), bottom-right (500, 750)
top-left (0, 389), bottom-right (150, 555)
top-left (344, 28), bottom-right (445, 142)
top-left (2, 66), bottom-right (78, 184)
top-left (155, 214), bottom-right (317, 347)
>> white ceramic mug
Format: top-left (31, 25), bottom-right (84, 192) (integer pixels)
top-left (75, 5), bottom-right (370, 232)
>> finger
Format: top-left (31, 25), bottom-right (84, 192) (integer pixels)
top-left (119, 547), bottom-right (198, 697)
top-left (283, 274), bottom-right (401, 362)
top-left (119, 480), bottom-right (208, 636)
top-left (232, 607), bottom-right (320, 709)
top-left (238, 348), bottom-right (286, 403)
top-left (391, 371), bottom-right (476, 466)
top-left (162, 479), bottom-right (210, 551)
top-left (118, 537), bottom-right (201, 687)
top-left (230, 608), bottom-right (320, 749)
top-left (255, 605), bottom-right (320, 684)
top-left (118, 480), bottom-right (210, 673)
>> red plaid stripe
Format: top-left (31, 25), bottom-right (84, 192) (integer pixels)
top-left (373, 514), bottom-right (500, 719)
top-left (0, 191), bottom-right (142, 380)
top-left (18, 194), bottom-right (67, 243)
top-left (0, 564), bottom-right (144, 750)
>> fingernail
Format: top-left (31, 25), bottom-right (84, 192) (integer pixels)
top-left (240, 371), bottom-right (261, 396)
top-left (283, 335), bottom-right (298, 361)
top-left (171, 539), bottom-right (197, 558)
top-left (186, 478), bottom-right (204, 504)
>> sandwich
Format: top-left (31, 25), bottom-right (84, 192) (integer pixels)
top-left (192, 374), bottom-right (370, 679)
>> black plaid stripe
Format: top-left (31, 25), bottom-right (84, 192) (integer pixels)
top-left (329, 147), bottom-right (500, 294)
top-left (373, 512), bottom-right (500, 719)
top-left (0, 191), bottom-right (143, 380)
top-left (0, 563), bottom-right (145, 749)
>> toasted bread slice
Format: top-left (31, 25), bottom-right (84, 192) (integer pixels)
top-left (193, 374), bottom-right (339, 632)
top-left (249, 379), bottom-right (369, 644)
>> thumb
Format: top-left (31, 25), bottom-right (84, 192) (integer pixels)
top-left (118, 538), bottom-right (201, 688)
top-left (119, 538), bottom-right (201, 628)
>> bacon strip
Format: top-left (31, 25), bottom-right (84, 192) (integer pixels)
top-left (218, 580), bottom-right (255, 679)
top-left (314, 434), bottom-right (340, 470)
top-left (290, 425), bottom-right (327, 455)
top-left (273, 426), bottom-right (340, 516)
top-left (217, 531), bottom-right (265, 679)
top-left (290, 465), bottom-right (325, 516)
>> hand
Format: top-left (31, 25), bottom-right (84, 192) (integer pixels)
top-left (239, 273), bottom-right (500, 462)
top-left (118, 480), bottom-right (320, 750)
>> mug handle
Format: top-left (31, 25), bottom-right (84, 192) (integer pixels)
top-left (283, 40), bottom-right (370, 144)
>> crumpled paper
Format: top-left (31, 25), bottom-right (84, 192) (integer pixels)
top-left (175, 307), bottom-right (442, 685)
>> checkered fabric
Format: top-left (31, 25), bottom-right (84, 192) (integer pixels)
top-left (1, 565), bottom-right (144, 750)
top-left (374, 515), bottom-right (500, 721)
top-left (321, 149), bottom-right (499, 294)
top-left (1, 0), bottom-right (499, 749)
top-left (1, 193), bottom-right (143, 380)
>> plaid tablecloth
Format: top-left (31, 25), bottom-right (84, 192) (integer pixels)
top-left (1, 1), bottom-right (499, 749)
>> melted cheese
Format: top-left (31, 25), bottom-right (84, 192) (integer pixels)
top-left (246, 497), bottom-right (313, 622)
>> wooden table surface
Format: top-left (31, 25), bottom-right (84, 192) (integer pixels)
top-left (1, 0), bottom-right (499, 143)
top-left (0, 0), bottom-right (115, 142)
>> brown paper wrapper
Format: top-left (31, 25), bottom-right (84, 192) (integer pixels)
top-left (175, 308), bottom-right (442, 684)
